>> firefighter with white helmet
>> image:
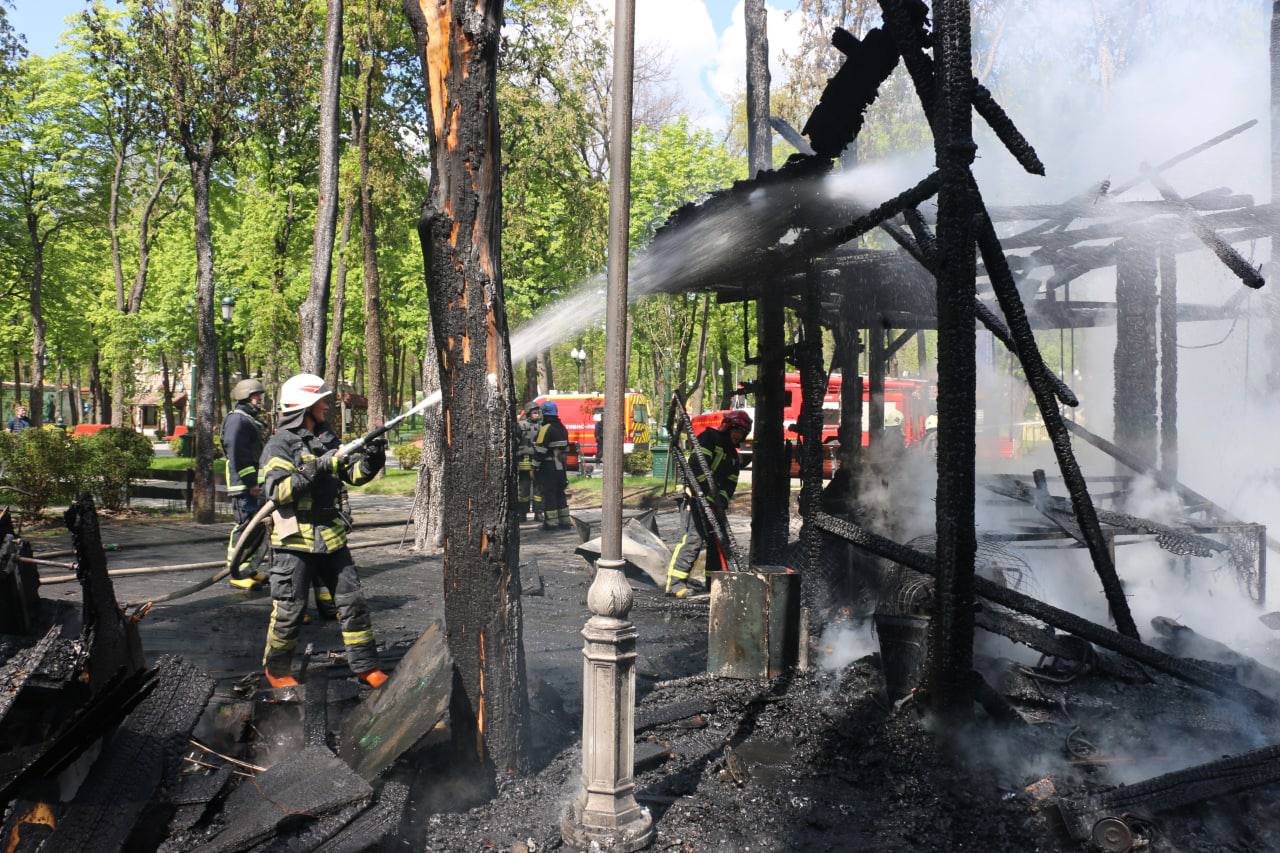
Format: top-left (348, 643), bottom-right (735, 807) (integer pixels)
top-left (222, 378), bottom-right (269, 590)
top-left (665, 409), bottom-right (751, 597)
top-left (258, 373), bottom-right (388, 689)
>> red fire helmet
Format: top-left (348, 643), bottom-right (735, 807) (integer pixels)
top-left (721, 410), bottom-right (753, 432)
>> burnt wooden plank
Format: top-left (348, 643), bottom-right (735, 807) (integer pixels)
top-left (314, 780), bottom-right (409, 853)
top-left (44, 656), bottom-right (213, 853)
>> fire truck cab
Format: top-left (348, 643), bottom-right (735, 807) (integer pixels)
top-left (531, 391), bottom-right (653, 468)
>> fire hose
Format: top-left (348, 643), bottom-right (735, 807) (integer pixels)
top-left (226, 394), bottom-right (439, 580)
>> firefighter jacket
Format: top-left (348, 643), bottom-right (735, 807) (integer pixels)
top-left (688, 428), bottom-right (741, 510)
top-left (221, 402), bottom-right (268, 497)
top-left (534, 416), bottom-right (569, 472)
top-left (259, 422), bottom-right (383, 553)
top-left (516, 417), bottom-right (539, 471)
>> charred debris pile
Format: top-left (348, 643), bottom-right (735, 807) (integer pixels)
top-left (0, 496), bottom-right (430, 851)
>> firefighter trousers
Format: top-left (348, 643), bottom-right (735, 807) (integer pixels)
top-left (227, 493), bottom-right (265, 568)
top-left (263, 546), bottom-right (377, 676)
top-left (665, 502), bottom-right (726, 591)
top-left (517, 464), bottom-right (535, 517)
top-left (534, 464), bottom-right (570, 528)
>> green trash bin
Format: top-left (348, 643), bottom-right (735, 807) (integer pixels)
top-left (650, 443), bottom-right (669, 478)
top-left (178, 433), bottom-right (193, 458)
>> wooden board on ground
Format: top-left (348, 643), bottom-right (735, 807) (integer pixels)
top-left (337, 620), bottom-right (451, 781)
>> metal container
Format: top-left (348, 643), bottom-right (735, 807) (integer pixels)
top-left (707, 566), bottom-right (801, 679)
top-left (873, 613), bottom-right (930, 700)
top-left (650, 443), bottom-right (669, 478)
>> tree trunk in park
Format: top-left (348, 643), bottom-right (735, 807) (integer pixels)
top-left (300, 0), bottom-right (344, 375)
top-left (404, 0), bottom-right (529, 779)
top-left (109, 148), bottom-right (128, 428)
top-left (190, 157), bottom-right (220, 524)
top-left (88, 349), bottom-right (105, 424)
top-left (539, 349), bottom-right (554, 393)
top-left (523, 360), bottom-right (538, 406)
top-left (357, 52), bottom-right (387, 431)
top-left (26, 220), bottom-right (46, 429)
top-left (12, 351), bottom-right (21, 418)
top-left (68, 368), bottom-right (80, 426)
top-left (412, 341), bottom-right (445, 554)
top-left (324, 197), bottom-right (356, 392)
top-left (160, 353), bottom-right (175, 439)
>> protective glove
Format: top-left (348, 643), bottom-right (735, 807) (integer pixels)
top-left (314, 450), bottom-right (339, 478)
top-left (362, 437), bottom-right (388, 474)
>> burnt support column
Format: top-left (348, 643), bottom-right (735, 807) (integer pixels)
top-left (1159, 251), bottom-right (1178, 476)
top-left (830, 318), bottom-right (862, 503)
top-left (797, 266), bottom-right (831, 613)
top-left (1113, 242), bottom-right (1159, 471)
top-left (867, 323), bottom-right (886, 451)
top-left (926, 0), bottom-right (979, 716)
top-left (746, 0), bottom-right (789, 565)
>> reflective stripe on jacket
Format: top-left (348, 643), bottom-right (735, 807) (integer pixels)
top-left (689, 428), bottom-right (740, 508)
top-left (259, 423), bottom-right (381, 552)
top-left (534, 417), bottom-right (569, 471)
top-left (222, 404), bottom-right (267, 496)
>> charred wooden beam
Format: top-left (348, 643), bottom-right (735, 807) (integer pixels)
top-left (883, 329), bottom-right (917, 361)
top-left (1143, 167), bottom-right (1266, 288)
top-left (867, 323), bottom-right (886, 449)
top-left (1059, 741), bottom-right (1280, 841)
top-left (1160, 252), bottom-right (1179, 475)
top-left (811, 511), bottom-right (1276, 715)
top-left (769, 117), bottom-right (815, 156)
top-left (801, 25), bottom-right (903, 158)
top-left (797, 265), bottom-right (831, 613)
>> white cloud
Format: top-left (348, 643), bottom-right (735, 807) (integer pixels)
top-left (589, 0), bottom-right (802, 132)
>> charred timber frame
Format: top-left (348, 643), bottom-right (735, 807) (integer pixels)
top-left (746, 0), bottom-right (789, 567)
top-left (403, 0), bottom-right (530, 776)
top-left (926, 0), bottom-right (981, 713)
top-left (811, 511), bottom-right (1276, 716)
top-left (797, 265), bottom-right (830, 613)
top-left (1113, 242), bottom-right (1159, 472)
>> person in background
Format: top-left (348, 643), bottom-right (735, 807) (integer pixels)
top-left (516, 404), bottom-right (541, 522)
top-left (222, 379), bottom-right (271, 590)
top-left (6, 404), bottom-right (30, 432)
top-left (664, 410), bottom-right (751, 597)
top-left (533, 400), bottom-right (571, 531)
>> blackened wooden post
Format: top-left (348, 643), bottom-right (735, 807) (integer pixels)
top-left (1113, 242), bottom-right (1159, 473)
top-left (832, 318), bottom-right (862, 502)
top-left (403, 0), bottom-right (529, 778)
top-left (926, 0), bottom-right (979, 716)
top-left (1159, 251), bottom-right (1178, 476)
top-left (746, 0), bottom-right (789, 566)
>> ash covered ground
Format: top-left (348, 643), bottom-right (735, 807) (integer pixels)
top-left (16, 493), bottom-right (1280, 852)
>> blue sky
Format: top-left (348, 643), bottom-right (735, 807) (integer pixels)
top-left (10, 0), bottom-right (800, 129)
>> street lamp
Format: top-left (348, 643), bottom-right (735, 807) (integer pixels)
top-left (571, 347), bottom-right (587, 392)
top-left (220, 295), bottom-right (235, 323)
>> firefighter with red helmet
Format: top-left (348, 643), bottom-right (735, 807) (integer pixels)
top-left (665, 409), bottom-right (751, 597)
top-left (258, 373), bottom-right (388, 690)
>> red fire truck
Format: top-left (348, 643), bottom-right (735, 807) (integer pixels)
top-left (689, 372), bottom-right (935, 466)
top-left (531, 391), bottom-right (654, 469)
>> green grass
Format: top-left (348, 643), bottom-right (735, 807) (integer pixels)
top-left (349, 467), bottom-right (419, 496)
top-left (150, 456), bottom-right (194, 471)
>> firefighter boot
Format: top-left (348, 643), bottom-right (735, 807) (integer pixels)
top-left (357, 669), bottom-right (389, 688)
top-left (265, 667), bottom-right (299, 689)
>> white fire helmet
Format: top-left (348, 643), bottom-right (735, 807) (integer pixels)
top-left (279, 373), bottom-right (333, 414)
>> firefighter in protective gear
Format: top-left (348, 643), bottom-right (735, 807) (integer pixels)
top-left (533, 400), bottom-right (571, 530)
top-left (259, 373), bottom-right (388, 689)
top-left (665, 409), bottom-right (751, 597)
top-left (516, 405), bottom-right (541, 521)
top-left (223, 378), bottom-right (270, 590)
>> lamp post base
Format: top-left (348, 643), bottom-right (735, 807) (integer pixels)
top-left (560, 798), bottom-right (653, 852)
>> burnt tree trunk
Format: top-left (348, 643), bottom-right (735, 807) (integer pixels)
top-left (745, 0), bottom-right (788, 565)
top-left (324, 196), bottom-right (357, 392)
top-left (357, 50), bottom-right (387, 430)
top-left (191, 156), bottom-right (219, 524)
top-left (404, 0), bottom-right (529, 779)
top-left (412, 340), bottom-right (445, 554)
top-left (300, 0), bottom-right (345, 375)
top-left (926, 0), bottom-right (979, 716)
top-left (1113, 241), bottom-right (1158, 473)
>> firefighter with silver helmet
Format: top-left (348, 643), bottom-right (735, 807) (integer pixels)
top-left (516, 404), bottom-right (541, 521)
top-left (665, 409), bottom-right (751, 597)
top-left (222, 378), bottom-right (270, 589)
top-left (258, 373), bottom-right (389, 689)
top-left (533, 400), bottom-right (571, 530)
